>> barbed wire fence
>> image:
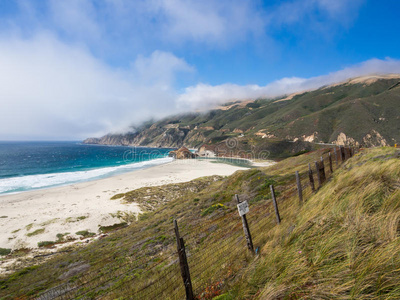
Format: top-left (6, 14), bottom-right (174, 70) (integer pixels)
top-left (26, 146), bottom-right (357, 300)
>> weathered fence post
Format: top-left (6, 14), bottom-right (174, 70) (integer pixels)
top-left (308, 163), bottom-right (315, 192)
top-left (270, 185), bottom-right (281, 224)
top-left (295, 171), bottom-right (303, 204)
top-left (315, 158), bottom-right (326, 188)
top-left (315, 160), bottom-right (322, 187)
top-left (235, 194), bottom-right (254, 253)
top-left (320, 157), bottom-right (326, 183)
top-left (328, 152), bottom-right (333, 173)
top-left (340, 146), bottom-right (346, 162)
top-left (174, 220), bottom-right (194, 300)
top-left (334, 147), bottom-right (338, 166)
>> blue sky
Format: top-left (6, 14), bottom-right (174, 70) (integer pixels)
top-left (0, 0), bottom-right (400, 140)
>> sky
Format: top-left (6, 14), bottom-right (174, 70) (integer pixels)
top-left (0, 0), bottom-right (400, 140)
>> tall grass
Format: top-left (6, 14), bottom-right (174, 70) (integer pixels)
top-left (1, 147), bottom-right (398, 299)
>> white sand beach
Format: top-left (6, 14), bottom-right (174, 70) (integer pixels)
top-left (0, 159), bottom-right (250, 252)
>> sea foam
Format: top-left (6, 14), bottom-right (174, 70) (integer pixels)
top-left (0, 156), bottom-right (173, 195)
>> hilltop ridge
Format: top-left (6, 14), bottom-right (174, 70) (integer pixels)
top-left (84, 76), bottom-right (400, 152)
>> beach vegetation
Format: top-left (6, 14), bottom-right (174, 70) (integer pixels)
top-left (56, 233), bottom-right (70, 242)
top-left (0, 216), bottom-right (8, 218)
top-left (65, 216), bottom-right (87, 223)
top-left (40, 218), bottom-right (59, 226)
top-left (110, 211), bottom-right (137, 223)
top-left (99, 223), bottom-right (127, 233)
top-left (9, 248), bottom-right (31, 257)
top-left (37, 241), bottom-right (55, 248)
top-left (26, 229), bottom-right (45, 237)
top-left (0, 249), bottom-right (11, 256)
top-left (75, 231), bottom-right (96, 238)
top-left (11, 229), bottom-right (20, 234)
top-left (25, 223), bottom-right (33, 231)
top-left (110, 193), bottom-right (124, 200)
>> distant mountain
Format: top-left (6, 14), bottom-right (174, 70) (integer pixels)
top-left (84, 75), bottom-right (400, 150)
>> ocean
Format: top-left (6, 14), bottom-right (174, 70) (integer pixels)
top-left (0, 141), bottom-right (174, 195)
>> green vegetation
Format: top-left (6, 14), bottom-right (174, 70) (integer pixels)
top-left (56, 233), bottom-right (71, 242)
top-left (1, 147), bottom-right (399, 299)
top-left (75, 230), bottom-right (96, 238)
top-left (201, 203), bottom-right (227, 216)
top-left (26, 228), bottom-right (45, 237)
top-left (110, 193), bottom-right (124, 200)
top-left (37, 241), bottom-right (56, 248)
top-left (0, 248), bottom-right (11, 256)
top-left (40, 218), bottom-right (59, 226)
top-left (65, 216), bottom-right (87, 222)
top-left (99, 223), bottom-right (127, 233)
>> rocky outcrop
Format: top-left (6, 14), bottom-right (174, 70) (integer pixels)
top-left (362, 130), bottom-right (388, 147)
top-left (168, 147), bottom-right (197, 159)
top-left (333, 132), bottom-right (360, 147)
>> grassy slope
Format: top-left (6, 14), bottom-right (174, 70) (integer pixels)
top-left (1, 147), bottom-right (399, 299)
top-left (227, 147), bottom-right (400, 299)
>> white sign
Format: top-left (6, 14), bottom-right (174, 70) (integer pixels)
top-left (237, 201), bottom-right (249, 216)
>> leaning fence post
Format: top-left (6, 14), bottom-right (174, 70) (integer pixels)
top-left (328, 152), bottom-right (333, 173)
top-left (295, 171), bottom-right (303, 204)
top-left (308, 163), bottom-right (315, 192)
top-left (235, 194), bottom-right (254, 253)
top-left (174, 220), bottom-right (194, 300)
top-left (270, 185), bottom-right (281, 224)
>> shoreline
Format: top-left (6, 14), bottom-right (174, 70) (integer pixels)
top-left (0, 159), bottom-right (249, 253)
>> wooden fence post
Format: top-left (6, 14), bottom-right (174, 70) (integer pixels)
top-left (328, 152), bottom-right (333, 173)
top-left (235, 195), bottom-right (254, 252)
top-left (295, 171), bottom-right (303, 204)
top-left (334, 147), bottom-right (338, 166)
top-left (270, 185), bottom-right (281, 224)
top-left (308, 163), bottom-right (315, 192)
top-left (315, 160), bottom-right (322, 187)
top-left (340, 146), bottom-right (346, 162)
top-left (174, 220), bottom-right (194, 300)
top-left (320, 157), bottom-right (326, 184)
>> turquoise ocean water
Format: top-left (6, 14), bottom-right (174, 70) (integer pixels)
top-left (0, 141), bottom-right (174, 195)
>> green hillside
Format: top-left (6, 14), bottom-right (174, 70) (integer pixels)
top-left (84, 76), bottom-right (400, 149)
top-left (1, 147), bottom-right (399, 299)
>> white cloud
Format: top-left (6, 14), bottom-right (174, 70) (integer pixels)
top-left (268, 0), bottom-right (365, 34)
top-left (147, 0), bottom-right (265, 46)
top-left (0, 34), bottom-right (193, 140)
top-left (48, 0), bottom-right (101, 42)
top-left (177, 58), bottom-right (400, 110)
top-left (133, 50), bottom-right (194, 87)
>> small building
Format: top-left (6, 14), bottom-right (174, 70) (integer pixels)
top-left (197, 144), bottom-right (217, 157)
